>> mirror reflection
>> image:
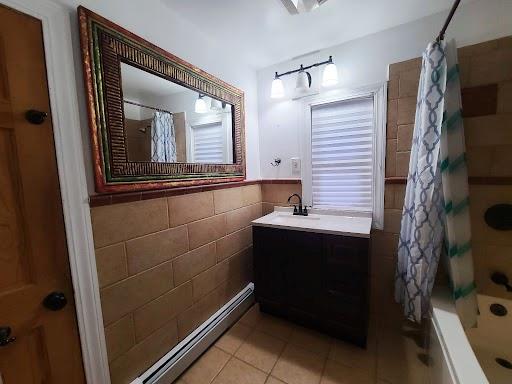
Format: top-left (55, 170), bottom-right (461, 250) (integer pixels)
top-left (121, 62), bottom-right (235, 164)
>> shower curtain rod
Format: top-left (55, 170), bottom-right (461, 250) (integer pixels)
top-left (437, 0), bottom-right (461, 42)
top-left (123, 99), bottom-right (173, 115)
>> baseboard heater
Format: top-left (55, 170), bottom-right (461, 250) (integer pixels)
top-left (130, 282), bottom-right (255, 384)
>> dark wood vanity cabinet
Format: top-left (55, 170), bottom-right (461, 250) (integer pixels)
top-left (253, 226), bottom-right (370, 347)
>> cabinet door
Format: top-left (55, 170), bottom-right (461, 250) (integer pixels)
top-left (253, 227), bottom-right (287, 307)
top-left (322, 235), bottom-right (369, 326)
top-left (285, 230), bottom-right (323, 318)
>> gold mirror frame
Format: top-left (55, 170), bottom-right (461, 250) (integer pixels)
top-left (78, 7), bottom-right (245, 193)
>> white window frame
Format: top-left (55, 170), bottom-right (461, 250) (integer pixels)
top-left (187, 113), bottom-right (233, 164)
top-left (299, 83), bottom-right (387, 229)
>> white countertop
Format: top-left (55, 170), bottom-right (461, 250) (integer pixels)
top-left (251, 207), bottom-right (372, 238)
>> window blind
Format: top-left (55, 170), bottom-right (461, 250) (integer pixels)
top-left (311, 96), bottom-right (374, 211)
top-left (192, 122), bottom-right (225, 163)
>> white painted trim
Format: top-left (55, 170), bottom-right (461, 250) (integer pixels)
top-left (0, 1), bottom-right (110, 383)
top-left (299, 83), bottom-right (387, 229)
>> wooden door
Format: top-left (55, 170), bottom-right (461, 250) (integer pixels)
top-left (0, 5), bottom-right (85, 383)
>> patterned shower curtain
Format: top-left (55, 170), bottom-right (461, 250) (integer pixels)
top-left (395, 39), bottom-right (478, 328)
top-left (151, 111), bottom-right (177, 163)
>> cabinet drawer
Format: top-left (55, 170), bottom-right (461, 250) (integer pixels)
top-left (323, 235), bottom-right (369, 273)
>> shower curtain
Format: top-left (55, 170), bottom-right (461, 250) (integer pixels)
top-left (395, 39), bottom-right (478, 328)
top-left (151, 111), bottom-right (177, 163)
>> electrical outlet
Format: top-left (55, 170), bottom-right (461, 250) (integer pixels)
top-left (291, 157), bottom-right (301, 175)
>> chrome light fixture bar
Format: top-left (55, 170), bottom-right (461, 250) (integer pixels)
top-left (270, 56), bottom-right (338, 99)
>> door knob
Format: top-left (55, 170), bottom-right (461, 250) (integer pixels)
top-left (43, 292), bottom-right (67, 311)
top-left (0, 327), bottom-right (16, 347)
top-left (25, 109), bottom-right (48, 125)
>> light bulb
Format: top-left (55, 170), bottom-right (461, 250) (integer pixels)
top-left (194, 95), bottom-right (207, 113)
top-left (270, 77), bottom-right (284, 99)
top-left (322, 62), bottom-right (338, 87)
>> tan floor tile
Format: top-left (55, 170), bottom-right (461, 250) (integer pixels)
top-left (238, 304), bottom-right (263, 328)
top-left (271, 344), bottom-right (325, 384)
top-left (255, 314), bottom-right (295, 341)
top-left (266, 377), bottom-right (287, 384)
top-left (329, 331), bottom-right (376, 371)
top-left (235, 330), bottom-right (285, 373)
top-left (212, 357), bottom-right (268, 384)
top-left (289, 326), bottom-right (333, 358)
top-left (180, 346), bottom-right (230, 384)
top-left (376, 325), bottom-right (427, 384)
top-left (216, 322), bottom-right (252, 354)
top-left (321, 359), bottom-right (374, 384)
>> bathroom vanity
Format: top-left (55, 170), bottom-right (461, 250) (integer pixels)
top-left (252, 208), bottom-right (372, 347)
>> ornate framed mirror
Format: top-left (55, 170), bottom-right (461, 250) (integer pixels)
top-left (78, 7), bottom-right (245, 193)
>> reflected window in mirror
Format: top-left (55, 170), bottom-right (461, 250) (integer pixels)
top-left (121, 62), bottom-right (235, 164)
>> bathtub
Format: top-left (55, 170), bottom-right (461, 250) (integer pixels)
top-left (430, 287), bottom-right (512, 384)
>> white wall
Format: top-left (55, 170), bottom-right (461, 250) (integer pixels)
top-left (257, 0), bottom-right (512, 179)
top-left (50, 0), bottom-right (261, 194)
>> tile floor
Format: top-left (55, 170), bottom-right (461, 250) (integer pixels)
top-left (176, 304), bottom-right (429, 384)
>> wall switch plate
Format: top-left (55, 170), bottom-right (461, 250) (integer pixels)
top-left (291, 157), bottom-right (301, 175)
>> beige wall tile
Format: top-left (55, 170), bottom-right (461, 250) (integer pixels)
top-left (216, 227), bottom-right (252, 262)
top-left (491, 145), bottom-right (512, 176)
top-left (214, 187), bottom-right (245, 214)
top-left (387, 99), bottom-right (398, 128)
top-left (465, 115), bottom-right (512, 146)
top-left (177, 288), bottom-right (222, 340)
top-left (397, 124), bottom-right (414, 152)
top-left (241, 184), bottom-right (262, 206)
top-left (388, 75), bottom-right (399, 100)
top-left (100, 260), bottom-right (174, 325)
top-left (133, 281), bottom-right (193, 342)
top-left (95, 243), bottom-right (127, 288)
top-left (397, 97), bottom-right (416, 125)
top-left (192, 261), bottom-right (229, 302)
top-left (371, 230), bottom-right (399, 257)
top-left (395, 151), bottom-right (410, 177)
top-left (126, 226), bottom-right (189, 275)
top-left (384, 185), bottom-right (395, 209)
top-left (168, 191), bottom-right (214, 227)
top-left (385, 139), bottom-right (397, 177)
top-left (467, 146), bottom-right (494, 176)
top-left (398, 68), bottom-right (420, 98)
top-left (388, 57), bottom-right (422, 77)
top-left (383, 209), bottom-right (402, 234)
top-left (104, 315), bottom-right (135, 362)
top-left (188, 214), bottom-right (227, 250)
top-left (226, 203), bottom-right (261, 234)
top-left (470, 49), bottom-right (512, 86)
top-left (498, 81), bottom-right (512, 114)
top-left (91, 198), bottom-right (168, 248)
top-left (262, 202), bottom-right (275, 215)
top-left (458, 40), bottom-right (498, 57)
top-left (473, 244), bottom-right (512, 300)
top-left (109, 319), bottom-right (178, 384)
top-left (394, 184), bottom-right (406, 210)
top-left (498, 36), bottom-right (512, 49)
top-left (261, 183), bottom-right (302, 204)
top-left (173, 242), bottom-right (217, 286)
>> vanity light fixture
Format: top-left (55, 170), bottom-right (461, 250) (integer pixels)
top-left (210, 98), bottom-right (223, 111)
top-left (270, 56), bottom-right (338, 99)
top-left (270, 75), bottom-right (285, 99)
top-left (194, 94), bottom-right (208, 113)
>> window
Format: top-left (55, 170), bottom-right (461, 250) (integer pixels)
top-left (190, 121), bottom-right (225, 163)
top-left (301, 84), bottom-right (386, 229)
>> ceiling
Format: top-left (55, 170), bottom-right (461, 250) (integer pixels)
top-left (163, 0), bottom-right (476, 69)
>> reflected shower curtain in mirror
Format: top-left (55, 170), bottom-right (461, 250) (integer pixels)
top-left (395, 39), bottom-right (478, 328)
top-left (151, 111), bottom-right (177, 162)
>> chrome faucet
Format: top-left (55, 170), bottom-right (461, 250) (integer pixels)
top-left (287, 193), bottom-right (308, 216)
